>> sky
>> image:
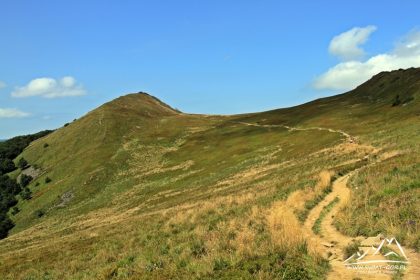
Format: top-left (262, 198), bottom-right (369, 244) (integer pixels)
top-left (1, 0), bottom-right (420, 139)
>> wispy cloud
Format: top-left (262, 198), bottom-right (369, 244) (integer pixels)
top-left (0, 81), bottom-right (6, 89)
top-left (328, 25), bottom-right (377, 61)
top-left (314, 28), bottom-right (420, 91)
top-left (11, 76), bottom-right (86, 98)
top-left (0, 108), bottom-right (30, 118)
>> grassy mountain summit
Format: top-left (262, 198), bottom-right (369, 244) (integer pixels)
top-left (0, 68), bottom-right (419, 279)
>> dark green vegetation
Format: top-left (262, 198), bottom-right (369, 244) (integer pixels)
top-left (0, 69), bottom-right (419, 279)
top-left (0, 130), bottom-right (52, 175)
top-left (0, 175), bottom-right (20, 238)
top-left (343, 240), bottom-right (361, 260)
top-left (0, 130), bottom-right (52, 239)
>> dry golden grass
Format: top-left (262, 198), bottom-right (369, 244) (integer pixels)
top-left (266, 201), bottom-right (312, 251)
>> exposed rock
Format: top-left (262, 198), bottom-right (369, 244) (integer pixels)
top-left (17, 166), bottom-right (42, 182)
top-left (55, 191), bottom-right (74, 208)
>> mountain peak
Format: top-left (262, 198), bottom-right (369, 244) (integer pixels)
top-left (100, 91), bottom-right (181, 118)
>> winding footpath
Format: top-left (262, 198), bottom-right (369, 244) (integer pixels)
top-left (238, 121), bottom-right (420, 280)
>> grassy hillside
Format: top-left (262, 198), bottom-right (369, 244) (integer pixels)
top-left (0, 69), bottom-right (419, 279)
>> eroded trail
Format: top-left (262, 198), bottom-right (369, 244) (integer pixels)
top-left (304, 149), bottom-right (420, 279)
top-left (237, 121), bottom-right (355, 142)
top-left (239, 122), bottom-right (420, 280)
top-left (314, 150), bottom-right (420, 280)
top-left (305, 174), bottom-right (391, 280)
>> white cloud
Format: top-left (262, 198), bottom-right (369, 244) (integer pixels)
top-left (0, 81), bottom-right (6, 89)
top-left (11, 76), bottom-right (86, 98)
top-left (0, 108), bottom-right (30, 118)
top-left (329, 25), bottom-right (377, 61)
top-left (314, 29), bottom-right (420, 91)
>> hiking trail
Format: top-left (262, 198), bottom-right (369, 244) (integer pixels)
top-left (238, 121), bottom-right (420, 280)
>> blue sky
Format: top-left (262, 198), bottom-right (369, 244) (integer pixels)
top-left (1, 0), bottom-right (420, 138)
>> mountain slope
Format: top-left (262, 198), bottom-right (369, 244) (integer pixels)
top-left (0, 68), bottom-right (419, 279)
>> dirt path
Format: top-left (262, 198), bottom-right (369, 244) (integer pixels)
top-left (305, 174), bottom-right (391, 279)
top-left (238, 121), bottom-right (420, 280)
top-left (238, 121), bottom-right (355, 142)
top-left (305, 151), bottom-right (420, 280)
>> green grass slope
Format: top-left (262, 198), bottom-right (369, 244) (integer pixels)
top-left (0, 68), bottom-right (419, 279)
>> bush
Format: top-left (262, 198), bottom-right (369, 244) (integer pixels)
top-left (392, 94), bottom-right (401, 107)
top-left (11, 206), bottom-right (19, 215)
top-left (20, 187), bottom-right (32, 200)
top-left (34, 209), bottom-right (45, 218)
top-left (343, 240), bottom-right (361, 260)
top-left (18, 158), bottom-right (28, 169)
top-left (45, 177), bottom-right (52, 184)
top-left (43, 143), bottom-right (49, 148)
top-left (20, 174), bottom-right (33, 188)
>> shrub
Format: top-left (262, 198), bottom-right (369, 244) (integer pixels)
top-left (20, 187), bottom-right (32, 200)
top-left (45, 177), bottom-right (52, 183)
top-left (18, 158), bottom-right (28, 169)
top-left (34, 209), bottom-right (45, 218)
top-left (20, 174), bottom-right (33, 188)
top-left (11, 206), bottom-right (19, 215)
top-left (392, 94), bottom-right (401, 107)
top-left (343, 240), bottom-right (361, 260)
top-left (43, 143), bottom-right (49, 148)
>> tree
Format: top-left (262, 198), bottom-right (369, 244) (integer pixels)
top-left (0, 175), bottom-right (21, 195)
top-left (0, 193), bottom-right (17, 213)
top-left (0, 213), bottom-right (14, 239)
top-left (18, 158), bottom-right (28, 169)
top-left (0, 158), bottom-right (16, 174)
top-left (20, 174), bottom-right (33, 188)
